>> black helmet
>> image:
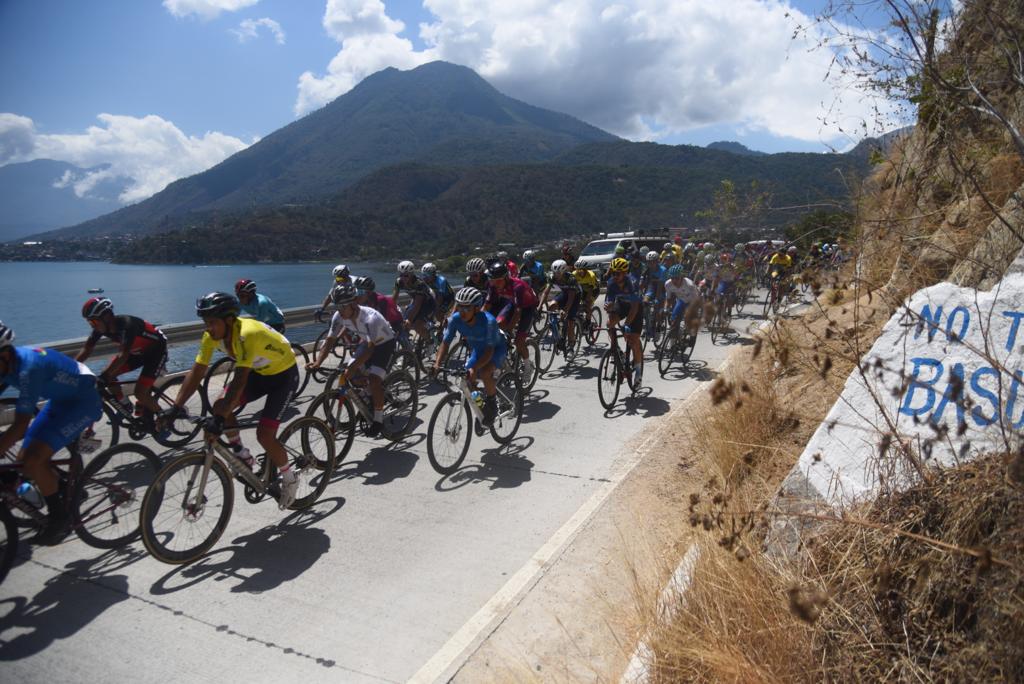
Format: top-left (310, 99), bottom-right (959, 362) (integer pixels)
top-left (354, 276), bottom-right (376, 292)
top-left (195, 292), bottom-right (240, 319)
top-left (331, 283), bottom-right (358, 306)
top-left (82, 297), bottom-right (114, 319)
top-left (487, 260), bottom-right (508, 278)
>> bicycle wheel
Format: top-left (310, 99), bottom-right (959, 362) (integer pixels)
top-left (658, 332), bottom-right (679, 376)
top-left (72, 442), bottom-right (161, 549)
top-left (597, 348), bottom-right (621, 409)
top-left (290, 344), bottom-right (311, 399)
top-left (538, 320), bottom-right (558, 373)
top-left (389, 349), bottom-right (421, 386)
top-left (489, 371), bottom-right (523, 444)
top-left (624, 343), bottom-right (642, 393)
top-left (200, 356), bottom-right (235, 413)
top-left (314, 328), bottom-right (347, 361)
top-left (100, 402), bottom-right (122, 448)
top-left (586, 307), bottom-right (603, 345)
top-left (0, 506), bottom-right (17, 586)
top-left (521, 338), bottom-right (541, 391)
top-left (381, 369), bottom-right (418, 441)
top-left (441, 340), bottom-right (468, 384)
top-left (710, 304), bottom-right (721, 344)
top-left (141, 451), bottom-right (234, 565)
top-left (278, 416), bottom-right (335, 509)
top-left (564, 322), bottom-right (582, 363)
top-left (427, 392), bottom-right (472, 475)
top-left (305, 388), bottom-right (356, 465)
top-left (762, 288), bottom-right (773, 318)
top-left (152, 377), bottom-right (202, 448)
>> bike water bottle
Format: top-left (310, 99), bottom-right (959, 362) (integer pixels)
top-left (470, 390), bottom-right (484, 410)
top-left (17, 481), bottom-right (44, 509)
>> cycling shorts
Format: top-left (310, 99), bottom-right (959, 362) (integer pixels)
top-left (109, 341), bottom-right (167, 388)
top-left (716, 280), bottom-right (735, 296)
top-left (238, 364), bottom-right (299, 429)
top-left (25, 382), bottom-right (103, 452)
top-left (466, 344), bottom-right (507, 372)
top-left (349, 339), bottom-right (396, 379)
top-left (515, 307), bottom-right (536, 342)
top-left (405, 297), bottom-right (436, 325)
top-left (555, 291), bottom-right (580, 318)
top-left (610, 301), bottom-right (644, 336)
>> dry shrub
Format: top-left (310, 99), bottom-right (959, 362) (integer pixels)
top-left (643, 539), bottom-right (816, 683)
top-left (807, 452), bottom-right (1024, 682)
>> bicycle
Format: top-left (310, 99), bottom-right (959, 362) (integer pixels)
top-left (537, 308), bottom-right (582, 373)
top-left (503, 332), bottom-right (541, 392)
top-left (200, 344), bottom-right (310, 414)
top-left (763, 272), bottom-right (785, 317)
top-left (426, 367), bottom-right (524, 475)
top-left (597, 326), bottom-right (642, 409)
top-left (139, 414), bottom-right (335, 565)
top-left (304, 366), bottom-right (418, 464)
top-left (1, 439), bottom-right (160, 584)
top-left (657, 316), bottom-right (698, 376)
top-left (577, 303), bottom-right (603, 346)
top-left (641, 299), bottom-right (666, 353)
top-left (98, 376), bottom-right (202, 449)
top-left (709, 290), bottom-right (733, 344)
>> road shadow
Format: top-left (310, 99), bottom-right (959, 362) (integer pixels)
top-left (658, 359), bottom-right (717, 382)
top-left (333, 443), bottom-right (420, 485)
top-left (149, 498), bottom-right (343, 596)
top-left (603, 387), bottom-right (672, 419)
top-left (435, 436), bottom-right (535, 492)
top-left (520, 399), bottom-right (561, 424)
top-left (0, 553), bottom-right (135, 661)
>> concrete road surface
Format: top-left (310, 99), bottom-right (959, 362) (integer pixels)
top-left (0, 300), bottom-right (772, 683)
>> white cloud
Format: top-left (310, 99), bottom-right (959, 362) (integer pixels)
top-left (231, 17), bottom-right (286, 44)
top-left (0, 112), bottom-right (251, 204)
top-left (295, 0), bottom-right (903, 144)
top-left (163, 0), bottom-right (259, 20)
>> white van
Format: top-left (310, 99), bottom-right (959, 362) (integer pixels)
top-left (576, 231), bottom-right (669, 279)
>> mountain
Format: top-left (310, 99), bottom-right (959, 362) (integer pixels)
top-left (44, 61), bottom-right (618, 239)
top-left (706, 141), bottom-right (766, 156)
top-left (0, 159), bottom-right (127, 242)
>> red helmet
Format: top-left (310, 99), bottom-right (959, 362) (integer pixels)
top-left (235, 279), bottom-right (256, 295)
top-left (673, 236), bottom-right (682, 244)
top-left (82, 297), bottom-right (113, 319)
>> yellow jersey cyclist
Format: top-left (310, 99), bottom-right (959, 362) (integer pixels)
top-left (573, 259), bottom-right (599, 310)
top-left (605, 257), bottom-right (645, 386)
top-left (0, 322), bottom-right (104, 544)
top-left (168, 292), bottom-right (300, 509)
top-left (768, 246), bottom-right (797, 295)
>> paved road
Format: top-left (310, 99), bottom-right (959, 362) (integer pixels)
top-left (0, 301), bottom-right (770, 683)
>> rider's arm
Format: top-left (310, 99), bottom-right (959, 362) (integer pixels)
top-left (214, 365), bottom-right (250, 417)
top-left (344, 340), bottom-right (377, 382)
top-left (469, 345), bottom-right (494, 370)
top-left (173, 362), bottom-right (207, 410)
top-left (75, 334), bottom-right (98, 362)
top-left (0, 413), bottom-right (32, 455)
top-left (407, 293), bottom-right (423, 322)
top-left (312, 335), bottom-right (337, 367)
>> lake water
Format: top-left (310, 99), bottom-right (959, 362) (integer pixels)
top-left (0, 261), bottom-right (398, 359)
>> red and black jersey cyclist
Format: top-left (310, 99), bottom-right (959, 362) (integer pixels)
top-left (76, 297), bottom-right (167, 422)
top-left (353, 276), bottom-right (403, 335)
top-left (392, 260), bottom-right (437, 345)
top-left (483, 259), bottom-right (539, 378)
top-left (605, 257), bottom-right (645, 387)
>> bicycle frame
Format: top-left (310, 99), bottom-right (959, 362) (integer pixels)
top-left (186, 438), bottom-right (268, 515)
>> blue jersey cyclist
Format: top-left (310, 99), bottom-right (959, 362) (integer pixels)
top-left (432, 288), bottom-right (507, 426)
top-left (0, 322), bottom-right (103, 545)
top-left (236, 279), bottom-right (286, 333)
top-left (605, 258), bottom-right (645, 387)
top-left (519, 250), bottom-right (547, 293)
top-left (420, 262), bottom-right (454, 326)
top-left (641, 250), bottom-right (667, 303)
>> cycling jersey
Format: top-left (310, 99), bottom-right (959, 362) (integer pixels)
top-left (605, 275), bottom-right (640, 305)
top-left (665, 277), bottom-right (699, 303)
top-left (574, 269), bottom-right (599, 295)
top-left (443, 310), bottom-right (507, 369)
top-left (195, 318), bottom-right (295, 376)
top-left (87, 315), bottom-right (164, 356)
top-left (328, 305), bottom-right (396, 345)
top-left (548, 273), bottom-right (582, 315)
top-left (522, 260), bottom-right (547, 288)
top-left (395, 274), bottom-right (436, 323)
top-left (364, 291), bottom-right (403, 328)
top-left (425, 274), bottom-right (454, 303)
top-left (2, 347), bottom-right (102, 451)
top-left (239, 293), bottom-right (285, 327)
top-left (768, 253), bottom-right (794, 270)
top-left (642, 264), bottom-right (667, 298)
top-left (486, 276), bottom-right (538, 321)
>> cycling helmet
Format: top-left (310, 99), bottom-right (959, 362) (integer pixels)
top-left (663, 242), bottom-right (673, 251)
top-left (704, 254), bottom-right (716, 264)
top-left (356, 276), bottom-right (376, 292)
top-left (466, 257), bottom-right (486, 274)
top-left (397, 260), bottom-right (416, 275)
top-left (721, 253), bottom-right (733, 264)
top-left (667, 264), bottom-right (684, 278)
top-left (82, 297), bottom-right (113, 319)
top-left (331, 283), bottom-right (358, 306)
top-left (609, 257), bottom-right (630, 273)
top-left (788, 246), bottom-right (798, 255)
top-left (522, 249), bottom-right (535, 261)
top-left (614, 245), bottom-right (626, 256)
top-left (0, 322), bottom-right (14, 350)
top-left (421, 262), bottom-right (438, 276)
top-left (333, 264), bottom-right (349, 280)
top-left (235, 278), bottom-right (256, 295)
top-left (196, 292), bottom-right (240, 319)
top-left (488, 260), bottom-right (509, 278)
top-left (735, 242), bottom-right (745, 251)
top-left (454, 287), bottom-right (485, 307)
top-left (574, 258), bottom-right (587, 269)
top-left (674, 236), bottom-right (682, 244)
top-left (684, 242), bottom-right (695, 252)
top-left (552, 259), bottom-right (569, 275)
top-left (646, 250), bottom-right (659, 261)
top-left (703, 242), bottom-right (714, 251)
top-left (497, 251), bottom-right (508, 259)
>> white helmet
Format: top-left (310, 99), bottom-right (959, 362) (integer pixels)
top-left (397, 260), bottom-right (416, 275)
top-left (466, 257), bottom-right (486, 274)
top-left (735, 242), bottom-right (745, 251)
top-left (454, 287), bottom-right (485, 307)
top-left (522, 249), bottom-right (535, 261)
top-left (645, 250), bottom-right (659, 261)
top-left (574, 258), bottom-right (586, 269)
top-left (421, 262), bottom-right (437, 275)
top-left (787, 246), bottom-right (798, 255)
top-left (333, 264), bottom-right (349, 279)
top-left (551, 259), bottom-right (569, 275)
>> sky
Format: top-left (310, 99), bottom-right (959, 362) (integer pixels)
top-left (0, 0), bottom-right (909, 207)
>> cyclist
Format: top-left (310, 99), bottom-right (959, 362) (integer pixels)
top-left (463, 257), bottom-right (490, 296)
top-left (236, 279), bottom-right (286, 333)
top-left (663, 264), bottom-right (701, 337)
top-left (573, 259), bottom-right (600, 312)
top-left (604, 258), bottom-right (644, 386)
top-left (316, 264), bottom-right (351, 322)
top-left (520, 250), bottom-right (547, 294)
top-left (560, 241), bottom-right (576, 266)
top-left (659, 242), bottom-right (675, 264)
top-left (671, 236), bottom-right (684, 262)
top-left (76, 297), bottom-right (167, 423)
top-left (484, 259), bottom-right (538, 379)
top-left (641, 250), bottom-right (667, 335)
top-left (432, 287), bottom-right (507, 426)
top-left (628, 250), bottom-right (645, 288)
top-left (169, 293), bottom-right (300, 509)
top-left (393, 260), bottom-right (437, 349)
top-left (308, 284), bottom-right (397, 438)
top-left (496, 251), bottom-right (519, 279)
top-left (767, 246), bottom-right (796, 299)
top-left (712, 253), bottom-right (739, 317)
top-left (421, 263), bottom-right (455, 326)
top-left (0, 322), bottom-right (103, 544)
top-left (353, 276), bottom-right (403, 335)
top-left (539, 259), bottom-right (581, 351)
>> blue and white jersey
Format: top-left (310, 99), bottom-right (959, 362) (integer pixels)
top-left (443, 310), bottom-right (505, 355)
top-left (2, 346), bottom-right (96, 415)
top-left (239, 293), bottom-right (285, 326)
